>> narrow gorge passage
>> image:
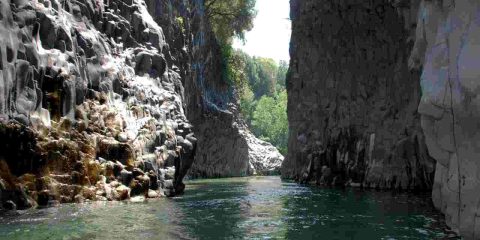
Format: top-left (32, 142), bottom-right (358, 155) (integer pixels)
top-left (0, 0), bottom-right (479, 239)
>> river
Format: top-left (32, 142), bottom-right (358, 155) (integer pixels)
top-left (0, 176), bottom-right (455, 239)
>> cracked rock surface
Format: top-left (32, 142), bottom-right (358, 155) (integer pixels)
top-left (414, 1), bottom-right (480, 238)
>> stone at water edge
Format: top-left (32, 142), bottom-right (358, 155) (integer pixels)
top-left (147, 189), bottom-right (159, 198)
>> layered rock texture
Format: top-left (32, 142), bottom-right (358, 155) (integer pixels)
top-left (0, 0), bottom-right (282, 210)
top-left (284, 0), bottom-right (480, 238)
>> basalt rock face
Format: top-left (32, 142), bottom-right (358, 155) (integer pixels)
top-left (181, 3), bottom-right (283, 178)
top-left (143, 0), bottom-right (283, 178)
top-left (283, 0), bottom-right (435, 190)
top-left (285, 0), bottom-right (480, 238)
top-left (0, 0), bottom-right (200, 209)
top-left (0, 0), bottom-right (283, 210)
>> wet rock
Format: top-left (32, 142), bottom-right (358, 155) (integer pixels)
top-left (97, 139), bottom-right (135, 169)
top-left (120, 169), bottom-right (133, 186)
top-left (164, 167), bottom-right (175, 180)
top-left (147, 189), bottom-right (158, 198)
top-left (71, 171), bottom-right (84, 185)
top-left (37, 190), bottom-right (50, 206)
top-left (132, 168), bottom-right (145, 178)
top-left (148, 171), bottom-right (158, 190)
top-left (319, 166), bottom-right (332, 186)
top-left (163, 179), bottom-right (175, 197)
top-left (117, 132), bottom-right (128, 143)
top-left (134, 52), bottom-right (166, 77)
top-left (129, 179), bottom-right (143, 196)
top-left (164, 150), bottom-right (176, 167)
top-left (4, 200), bottom-right (16, 210)
top-left (74, 194), bottom-right (84, 203)
top-left (115, 185), bottom-right (130, 200)
top-left (113, 161), bottom-right (124, 177)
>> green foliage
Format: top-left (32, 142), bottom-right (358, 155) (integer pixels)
top-left (233, 51), bottom-right (283, 98)
top-left (252, 90), bottom-right (288, 155)
top-left (251, 57), bottom-right (277, 98)
top-left (202, 0), bottom-right (288, 154)
top-left (276, 60), bottom-right (288, 90)
top-left (175, 17), bottom-right (185, 33)
top-left (222, 49), bottom-right (289, 155)
top-left (205, 0), bottom-right (257, 43)
top-left (239, 84), bottom-right (255, 125)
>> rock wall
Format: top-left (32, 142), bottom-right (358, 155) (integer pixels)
top-left (283, 0), bottom-right (435, 190)
top-left (0, 0), bottom-right (201, 209)
top-left (284, 0), bottom-right (480, 238)
top-left (413, 0), bottom-right (480, 238)
top-left (0, 0), bottom-right (282, 210)
top-left (183, 2), bottom-right (283, 178)
top-left (145, 0), bottom-right (283, 179)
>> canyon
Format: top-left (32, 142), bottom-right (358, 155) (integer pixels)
top-left (0, 0), bottom-right (282, 211)
top-left (283, 0), bottom-right (480, 238)
top-left (1, 0), bottom-right (479, 238)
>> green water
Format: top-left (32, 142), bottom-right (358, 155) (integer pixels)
top-left (0, 176), bottom-right (454, 239)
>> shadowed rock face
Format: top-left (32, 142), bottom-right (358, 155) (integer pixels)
top-left (179, 3), bottom-right (284, 178)
top-left (283, 0), bottom-right (435, 190)
top-left (285, 0), bottom-right (480, 238)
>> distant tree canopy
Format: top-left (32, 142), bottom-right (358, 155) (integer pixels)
top-left (203, 0), bottom-right (288, 155)
top-left (252, 90), bottom-right (288, 155)
top-left (204, 0), bottom-right (257, 43)
top-left (225, 49), bottom-right (289, 155)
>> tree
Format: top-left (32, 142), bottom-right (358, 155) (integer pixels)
top-left (252, 90), bottom-right (288, 155)
top-left (204, 0), bottom-right (257, 43)
top-left (276, 60), bottom-right (288, 91)
top-left (239, 85), bottom-right (255, 125)
top-left (253, 57), bottom-right (277, 98)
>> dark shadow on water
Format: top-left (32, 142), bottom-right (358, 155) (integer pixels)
top-left (280, 186), bottom-right (450, 239)
top-left (0, 176), bottom-right (455, 240)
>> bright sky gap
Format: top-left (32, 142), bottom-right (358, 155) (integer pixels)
top-left (233, 0), bottom-right (291, 63)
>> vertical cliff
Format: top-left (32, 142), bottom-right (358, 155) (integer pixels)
top-left (0, 0), bottom-right (282, 210)
top-left (284, 0), bottom-right (480, 238)
top-left (182, 2), bottom-right (284, 178)
top-left (414, 0), bottom-right (480, 238)
top-left (283, 0), bottom-right (435, 190)
top-left (142, 0), bottom-right (284, 178)
top-left (0, 0), bottom-right (202, 208)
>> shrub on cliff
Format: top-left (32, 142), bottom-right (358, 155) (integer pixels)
top-left (205, 0), bottom-right (257, 43)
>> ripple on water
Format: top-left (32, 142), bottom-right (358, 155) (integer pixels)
top-left (0, 176), bottom-right (457, 240)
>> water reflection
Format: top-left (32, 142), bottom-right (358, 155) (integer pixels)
top-left (0, 176), bottom-right (453, 240)
top-left (175, 177), bottom-right (250, 239)
top-left (279, 184), bottom-right (448, 239)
